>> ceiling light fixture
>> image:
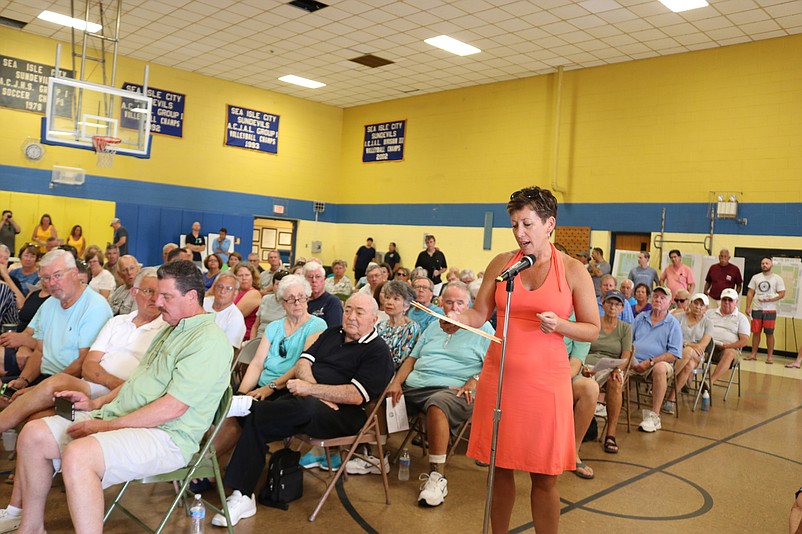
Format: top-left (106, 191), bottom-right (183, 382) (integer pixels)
top-left (278, 75), bottom-right (326, 89)
top-left (658, 0), bottom-right (709, 13)
top-left (37, 10), bottom-right (102, 33)
top-left (424, 35), bottom-right (481, 56)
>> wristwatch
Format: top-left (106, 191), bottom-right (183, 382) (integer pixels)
top-left (268, 381), bottom-right (278, 390)
top-left (649, 359), bottom-right (655, 368)
top-left (472, 374), bottom-right (480, 381)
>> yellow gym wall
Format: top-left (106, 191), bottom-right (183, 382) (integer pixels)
top-left (0, 191), bottom-right (115, 253)
top-left (0, 26), bottom-right (343, 201)
top-left (339, 33), bottom-right (802, 206)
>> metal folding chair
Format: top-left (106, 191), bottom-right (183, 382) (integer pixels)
top-left (390, 413), bottom-right (472, 464)
top-left (103, 386), bottom-right (234, 533)
top-left (292, 383), bottom-right (393, 522)
top-left (691, 341), bottom-right (716, 411)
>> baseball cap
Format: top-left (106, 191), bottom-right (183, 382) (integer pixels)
top-left (603, 290), bottom-right (626, 304)
top-left (110, 217), bottom-right (120, 226)
top-left (653, 286), bottom-right (672, 298)
top-left (720, 288), bottom-right (739, 301)
top-left (690, 293), bottom-right (709, 306)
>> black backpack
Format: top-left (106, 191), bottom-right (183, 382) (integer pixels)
top-left (258, 448), bottom-right (303, 511)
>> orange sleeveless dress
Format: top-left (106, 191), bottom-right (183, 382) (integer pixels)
top-left (467, 246), bottom-right (575, 474)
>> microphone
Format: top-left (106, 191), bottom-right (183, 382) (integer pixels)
top-left (496, 254), bottom-right (536, 282)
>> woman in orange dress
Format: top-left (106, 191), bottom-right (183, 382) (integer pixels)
top-left (455, 186), bottom-right (599, 533)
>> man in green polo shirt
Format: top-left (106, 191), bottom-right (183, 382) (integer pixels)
top-left (4, 260), bottom-right (231, 534)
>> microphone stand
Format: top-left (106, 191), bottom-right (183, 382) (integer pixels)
top-left (482, 275), bottom-right (515, 534)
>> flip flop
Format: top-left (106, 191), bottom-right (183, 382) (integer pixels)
top-left (765, 360), bottom-right (774, 365)
top-left (786, 363), bottom-right (801, 369)
top-left (603, 435), bottom-right (619, 454)
top-left (744, 356), bottom-right (757, 361)
top-left (574, 462), bottom-right (594, 479)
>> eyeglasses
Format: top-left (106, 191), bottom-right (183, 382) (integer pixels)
top-left (283, 296), bottom-right (308, 305)
top-left (412, 285), bottom-right (431, 292)
top-left (40, 271), bottom-right (67, 283)
top-left (674, 299), bottom-right (687, 303)
top-left (134, 287), bottom-right (157, 297)
top-left (279, 338), bottom-right (288, 358)
top-left (215, 285), bottom-right (236, 293)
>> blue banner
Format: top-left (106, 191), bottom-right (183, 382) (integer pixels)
top-left (363, 120), bottom-right (405, 162)
top-left (225, 105), bottom-right (279, 154)
top-left (120, 82), bottom-right (185, 138)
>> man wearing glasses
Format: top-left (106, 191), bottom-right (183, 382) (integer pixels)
top-left (108, 255), bottom-right (140, 316)
top-left (0, 268), bottom-right (166, 466)
top-left (204, 271), bottom-right (247, 349)
top-left (305, 261), bottom-right (343, 327)
top-left (408, 276), bottom-right (444, 332)
top-left (3, 249), bottom-right (112, 397)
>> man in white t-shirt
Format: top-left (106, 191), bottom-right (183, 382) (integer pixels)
top-left (744, 257), bottom-right (786, 364)
top-left (706, 288), bottom-right (750, 383)
top-left (0, 267), bottom-right (167, 435)
top-left (204, 271), bottom-right (247, 349)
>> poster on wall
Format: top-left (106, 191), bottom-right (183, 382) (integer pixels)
top-left (121, 82), bottom-right (185, 137)
top-left (0, 54), bottom-right (73, 114)
top-left (363, 119), bottom-right (405, 162)
top-left (612, 250), bottom-right (641, 282)
top-left (225, 104), bottom-right (279, 154)
top-left (770, 257), bottom-right (802, 319)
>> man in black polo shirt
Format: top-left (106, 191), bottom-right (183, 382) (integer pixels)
top-left (214, 292), bottom-right (393, 527)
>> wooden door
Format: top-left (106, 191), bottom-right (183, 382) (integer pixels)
top-left (612, 233), bottom-right (650, 256)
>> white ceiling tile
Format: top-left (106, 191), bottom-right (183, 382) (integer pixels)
top-left (586, 24), bottom-right (624, 37)
top-left (644, 36), bottom-right (681, 48)
top-left (598, 7), bottom-right (640, 23)
top-left (644, 12), bottom-right (686, 26)
top-left (716, 35), bottom-right (753, 45)
top-left (501, 0), bottom-right (544, 16)
top-left (542, 20), bottom-right (579, 34)
top-left (766, 1), bottom-right (802, 17)
top-left (520, 10), bottom-right (561, 25)
top-left (628, 2), bottom-right (672, 16)
top-left (673, 32), bottom-right (714, 44)
top-left (715, 0), bottom-right (761, 14)
top-left (603, 33), bottom-right (637, 45)
top-left (559, 29), bottom-right (596, 42)
top-left (579, 0), bottom-right (624, 14)
top-left (694, 16), bottom-right (736, 30)
top-left (614, 18), bottom-right (653, 31)
top-left (739, 18), bottom-right (782, 32)
top-left (630, 28), bottom-right (667, 40)
top-left (550, 3), bottom-right (592, 18)
top-left (727, 8), bottom-right (771, 23)
top-left (777, 13), bottom-right (802, 27)
top-left (661, 22), bottom-right (701, 35)
top-left (685, 41), bottom-right (718, 50)
top-left (706, 26), bottom-right (747, 39)
top-left (568, 14), bottom-right (609, 28)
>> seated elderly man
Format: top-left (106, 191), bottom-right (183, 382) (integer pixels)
top-left (598, 275), bottom-right (634, 323)
top-left (108, 255), bottom-right (140, 315)
top-left (620, 279), bottom-right (636, 307)
top-left (214, 293), bottom-right (393, 527)
top-left (387, 282), bottom-right (494, 507)
top-left (3, 250), bottom-right (112, 397)
top-left (259, 250), bottom-right (283, 294)
top-left (359, 262), bottom-right (386, 297)
top-left (305, 261), bottom-right (343, 327)
top-left (203, 271), bottom-right (247, 349)
top-left (662, 293), bottom-right (712, 414)
top-left (631, 286), bottom-right (683, 433)
top-left (3, 260), bottom-right (231, 533)
top-left (705, 288), bottom-right (750, 384)
top-left (0, 267), bottom-right (166, 437)
top-left (161, 243), bottom-right (178, 264)
top-left (407, 276), bottom-right (444, 332)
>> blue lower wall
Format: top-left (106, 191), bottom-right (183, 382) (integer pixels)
top-left (2, 164), bottom-right (798, 266)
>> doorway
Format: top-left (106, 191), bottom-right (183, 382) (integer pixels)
top-left (612, 232), bottom-right (651, 258)
top-left (253, 217), bottom-right (296, 270)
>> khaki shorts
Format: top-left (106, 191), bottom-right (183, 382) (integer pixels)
top-left (43, 413), bottom-right (185, 489)
top-left (632, 360), bottom-right (675, 380)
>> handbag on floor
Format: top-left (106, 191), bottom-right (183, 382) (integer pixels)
top-left (258, 447), bottom-right (304, 511)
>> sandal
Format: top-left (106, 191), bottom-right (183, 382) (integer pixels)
top-left (574, 461), bottom-right (594, 479)
top-left (603, 435), bottom-right (619, 454)
top-left (786, 363), bottom-right (801, 369)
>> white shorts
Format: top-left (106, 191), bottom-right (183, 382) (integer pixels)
top-left (84, 380), bottom-right (112, 400)
top-left (43, 413), bottom-right (185, 489)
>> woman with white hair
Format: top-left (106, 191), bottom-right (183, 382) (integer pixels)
top-left (376, 281), bottom-right (419, 368)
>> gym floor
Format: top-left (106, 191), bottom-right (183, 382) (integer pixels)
top-left (3, 355), bottom-right (800, 533)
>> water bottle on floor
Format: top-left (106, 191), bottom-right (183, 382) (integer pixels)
top-left (189, 494), bottom-right (205, 533)
top-left (398, 448), bottom-right (410, 481)
top-left (701, 390), bottom-right (710, 411)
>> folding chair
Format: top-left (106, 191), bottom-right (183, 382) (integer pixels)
top-left (103, 386), bottom-right (234, 534)
top-left (292, 383), bottom-right (392, 522)
top-left (691, 341), bottom-right (716, 411)
top-left (597, 347), bottom-right (636, 440)
top-left (721, 359), bottom-right (741, 401)
top-left (230, 337), bottom-right (260, 387)
top-left (390, 413), bottom-right (472, 464)
top-left (629, 355), bottom-right (680, 420)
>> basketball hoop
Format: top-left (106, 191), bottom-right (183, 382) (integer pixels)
top-left (92, 136), bottom-right (122, 167)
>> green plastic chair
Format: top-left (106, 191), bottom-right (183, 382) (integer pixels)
top-left (103, 386), bottom-right (234, 533)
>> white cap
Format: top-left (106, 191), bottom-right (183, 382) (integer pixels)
top-left (720, 288), bottom-right (739, 301)
top-left (690, 293), bottom-right (709, 306)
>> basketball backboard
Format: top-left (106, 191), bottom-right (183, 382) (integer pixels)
top-left (41, 76), bottom-right (152, 158)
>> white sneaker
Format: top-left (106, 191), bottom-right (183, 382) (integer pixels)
top-left (227, 396), bottom-right (254, 418)
top-left (345, 455), bottom-right (389, 475)
top-left (0, 509), bottom-right (21, 533)
top-left (594, 403), bottom-right (607, 417)
top-left (418, 471), bottom-right (448, 507)
top-left (639, 410), bottom-right (662, 433)
top-left (211, 490), bottom-right (256, 527)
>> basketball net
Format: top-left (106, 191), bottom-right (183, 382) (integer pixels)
top-left (92, 136), bottom-right (122, 167)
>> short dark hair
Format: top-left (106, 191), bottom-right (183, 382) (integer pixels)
top-left (166, 247), bottom-right (184, 262)
top-left (507, 186), bottom-right (558, 222)
top-left (634, 283), bottom-right (652, 297)
top-left (668, 249), bottom-right (681, 257)
top-left (367, 237), bottom-right (373, 242)
top-left (592, 247), bottom-right (603, 256)
top-left (761, 255), bottom-right (772, 262)
top-left (204, 253), bottom-right (221, 269)
top-left (219, 227), bottom-right (227, 233)
top-left (2, 210), bottom-right (10, 217)
top-left (106, 243), bottom-right (119, 252)
top-left (157, 260), bottom-right (205, 305)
